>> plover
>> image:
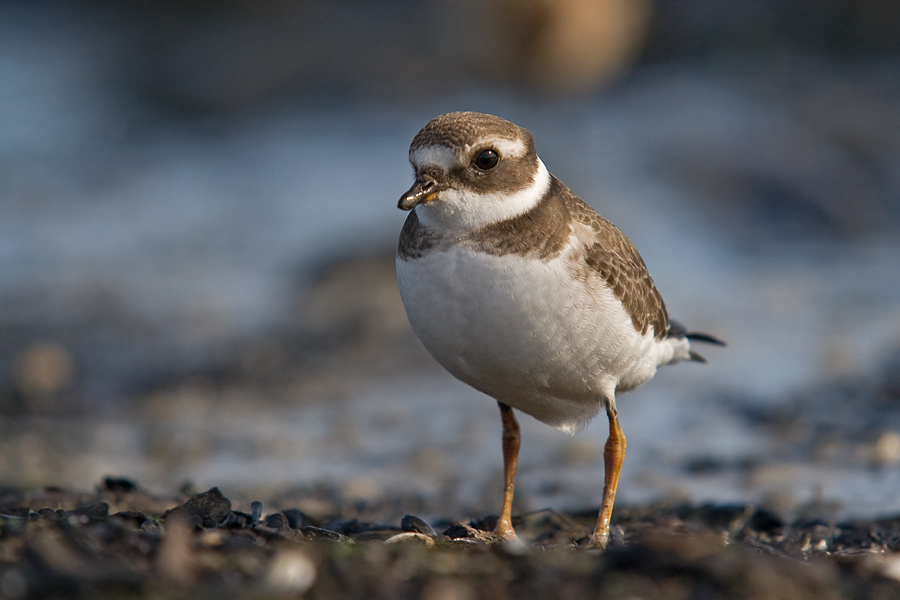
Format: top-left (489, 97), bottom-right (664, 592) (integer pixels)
top-left (395, 111), bottom-right (722, 548)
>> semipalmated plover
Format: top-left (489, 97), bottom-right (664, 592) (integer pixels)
top-left (395, 111), bottom-right (722, 548)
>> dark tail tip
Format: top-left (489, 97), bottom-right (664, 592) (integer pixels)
top-left (668, 320), bottom-right (726, 347)
top-left (686, 331), bottom-right (726, 347)
top-left (669, 320), bottom-right (724, 363)
top-left (688, 350), bottom-right (708, 363)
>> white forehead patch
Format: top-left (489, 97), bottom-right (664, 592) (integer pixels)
top-left (409, 145), bottom-right (457, 171)
top-left (410, 136), bottom-right (527, 171)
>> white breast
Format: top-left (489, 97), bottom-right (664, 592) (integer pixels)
top-left (396, 240), bottom-right (662, 433)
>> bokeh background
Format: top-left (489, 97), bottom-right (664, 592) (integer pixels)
top-left (2, 0), bottom-right (900, 521)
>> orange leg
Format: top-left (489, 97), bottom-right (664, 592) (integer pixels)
top-left (589, 407), bottom-right (627, 549)
top-left (495, 401), bottom-right (521, 541)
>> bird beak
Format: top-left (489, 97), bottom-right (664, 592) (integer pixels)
top-left (398, 177), bottom-right (446, 211)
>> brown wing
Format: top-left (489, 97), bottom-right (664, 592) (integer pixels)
top-left (565, 189), bottom-right (669, 339)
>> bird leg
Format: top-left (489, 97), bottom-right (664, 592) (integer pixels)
top-left (495, 401), bottom-right (521, 541)
top-left (589, 407), bottom-right (627, 549)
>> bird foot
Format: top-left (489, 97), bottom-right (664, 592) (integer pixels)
top-left (493, 522), bottom-right (520, 543)
top-left (585, 531), bottom-right (609, 550)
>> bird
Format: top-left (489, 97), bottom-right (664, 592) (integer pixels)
top-left (394, 111), bottom-right (722, 548)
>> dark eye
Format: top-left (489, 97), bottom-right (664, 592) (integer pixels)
top-left (473, 149), bottom-right (499, 170)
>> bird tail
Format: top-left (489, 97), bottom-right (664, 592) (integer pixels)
top-left (667, 320), bottom-right (726, 363)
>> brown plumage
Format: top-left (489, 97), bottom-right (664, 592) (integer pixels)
top-left (399, 172), bottom-right (668, 339)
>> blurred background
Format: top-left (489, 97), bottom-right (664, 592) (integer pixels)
top-left (2, 0), bottom-right (900, 521)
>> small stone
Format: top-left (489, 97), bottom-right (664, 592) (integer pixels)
top-left (222, 511), bottom-right (253, 528)
top-left (37, 508), bottom-right (59, 520)
top-left (263, 549), bottom-right (316, 594)
top-left (281, 508), bottom-right (315, 529)
top-left (141, 520), bottom-right (163, 535)
top-left (111, 511), bottom-right (151, 527)
top-left (401, 514), bottom-right (437, 537)
top-left (163, 488), bottom-right (231, 528)
top-left (384, 532), bottom-right (435, 546)
top-left (298, 526), bottom-right (353, 543)
top-left (250, 501), bottom-right (263, 522)
top-left (263, 512), bottom-right (291, 532)
top-left (102, 477), bottom-right (138, 493)
top-left (443, 523), bottom-right (504, 544)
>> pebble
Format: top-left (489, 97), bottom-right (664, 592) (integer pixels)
top-left (163, 487), bottom-right (232, 528)
top-left (299, 526), bottom-right (354, 544)
top-left (401, 514), bottom-right (437, 537)
top-left (263, 512), bottom-right (291, 532)
top-left (384, 532), bottom-right (436, 546)
top-left (0, 478), bottom-right (899, 597)
top-left (250, 501), bottom-right (263, 521)
top-left (263, 549), bottom-right (317, 594)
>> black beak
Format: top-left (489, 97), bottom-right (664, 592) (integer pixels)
top-left (398, 176), bottom-right (446, 211)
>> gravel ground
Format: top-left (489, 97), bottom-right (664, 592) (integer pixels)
top-left (3, 478), bottom-right (900, 599)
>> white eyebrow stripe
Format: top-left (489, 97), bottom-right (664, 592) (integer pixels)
top-left (489, 137), bottom-right (526, 159)
top-left (410, 137), bottom-right (527, 171)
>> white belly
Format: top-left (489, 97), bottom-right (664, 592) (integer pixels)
top-left (396, 245), bottom-right (660, 433)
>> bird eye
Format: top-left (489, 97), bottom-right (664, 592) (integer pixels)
top-left (473, 149), bottom-right (499, 171)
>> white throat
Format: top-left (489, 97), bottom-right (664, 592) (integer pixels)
top-left (416, 158), bottom-right (551, 233)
